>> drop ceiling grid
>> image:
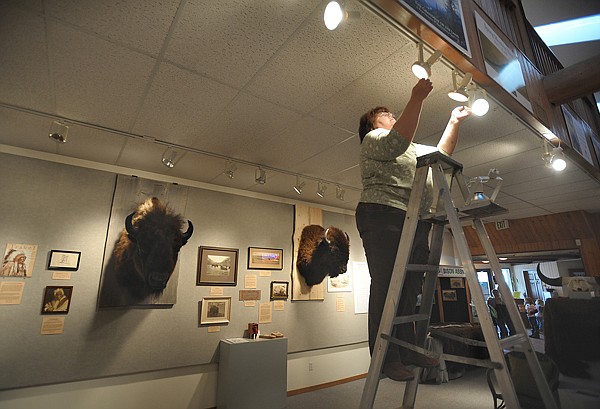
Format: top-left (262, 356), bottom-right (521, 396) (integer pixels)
top-left (0, 5), bottom-right (53, 112)
top-left (163, 0), bottom-right (323, 89)
top-left (45, 0), bottom-right (179, 56)
top-left (244, 5), bottom-right (415, 113)
top-left (131, 61), bottom-right (240, 146)
top-left (48, 22), bottom-right (156, 130)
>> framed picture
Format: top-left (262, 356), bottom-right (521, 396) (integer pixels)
top-left (48, 250), bottom-right (81, 271)
top-left (449, 277), bottom-right (464, 289)
top-left (197, 246), bottom-right (238, 286)
top-left (248, 247), bottom-right (283, 270)
top-left (41, 286), bottom-right (73, 314)
top-left (199, 297), bottom-right (231, 325)
top-left (270, 281), bottom-right (289, 300)
top-left (442, 290), bottom-right (457, 302)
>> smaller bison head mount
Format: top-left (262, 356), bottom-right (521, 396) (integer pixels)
top-left (537, 263), bottom-right (600, 297)
top-left (297, 225), bottom-right (349, 286)
top-left (113, 197), bottom-right (193, 299)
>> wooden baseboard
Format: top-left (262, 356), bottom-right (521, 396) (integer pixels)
top-left (287, 373), bottom-right (367, 396)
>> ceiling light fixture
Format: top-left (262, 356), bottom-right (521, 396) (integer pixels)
top-left (335, 185), bottom-right (345, 201)
top-left (293, 176), bottom-right (306, 194)
top-left (161, 147), bottom-right (178, 168)
top-left (255, 167), bottom-right (267, 184)
top-left (469, 86), bottom-right (490, 116)
top-left (48, 120), bottom-right (69, 143)
top-left (448, 70), bottom-right (472, 102)
top-left (317, 181), bottom-right (327, 198)
top-left (323, 1), bottom-right (359, 31)
top-left (411, 42), bottom-right (442, 79)
top-left (542, 141), bottom-right (567, 171)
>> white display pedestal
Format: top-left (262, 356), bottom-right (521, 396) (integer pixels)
top-left (217, 337), bottom-right (287, 409)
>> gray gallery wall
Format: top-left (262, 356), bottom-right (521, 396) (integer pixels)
top-left (0, 152), bottom-right (367, 390)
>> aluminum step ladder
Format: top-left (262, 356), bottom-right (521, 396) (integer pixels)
top-left (359, 152), bottom-right (559, 409)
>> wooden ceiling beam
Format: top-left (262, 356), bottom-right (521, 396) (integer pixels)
top-left (543, 54), bottom-right (600, 105)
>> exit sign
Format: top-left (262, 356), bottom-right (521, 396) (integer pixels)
top-left (495, 219), bottom-right (509, 230)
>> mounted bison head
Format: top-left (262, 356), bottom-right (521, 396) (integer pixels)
top-left (112, 197), bottom-right (193, 299)
top-left (537, 263), bottom-right (600, 297)
top-left (297, 225), bottom-right (349, 286)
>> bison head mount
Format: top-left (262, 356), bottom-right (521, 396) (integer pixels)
top-left (296, 224), bottom-right (349, 286)
top-left (113, 197), bottom-right (193, 299)
top-left (537, 263), bottom-right (600, 297)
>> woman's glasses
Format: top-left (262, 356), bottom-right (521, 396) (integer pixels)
top-left (378, 112), bottom-right (394, 119)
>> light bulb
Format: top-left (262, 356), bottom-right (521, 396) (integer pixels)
top-left (324, 1), bottom-right (343, 30)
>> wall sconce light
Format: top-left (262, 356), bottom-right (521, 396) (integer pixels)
top-left (469, 86), bottom-right (490, 116)
top-left (448, 71), bottom-right (472, 102)
top-left (323, 1), bottom-right (359, 30)
top-left (542, 141), bottom-right (567, 171)
top-left (411, 42), bottom-right (442, 79)
top-left (161, 147), bottom-right (179, 168)
top-left (335, 185), bottom-right (345, 201)
top-left (255, 167), bottom-right (267, 184)
top-left (48, 120), bottom-right (69, 143)
top-left (225, 161), bottom-right (237, 179)
top-left (317, 181), bottom-right (328, 198)
top-left (293, 176), bottom-right (306, 194)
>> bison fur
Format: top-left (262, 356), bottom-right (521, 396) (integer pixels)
top-left (297, 225), bottom-right (349, 286)
top-left (112, 197), bottom-right (193, 300)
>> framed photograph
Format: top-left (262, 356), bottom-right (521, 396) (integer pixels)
top-left (562, 105), bottom-right (595, 165)
top-left (197, 246), bottom-right (238, 286)
top-left (248, 247), bottom-right (283, 270)
top-left (442, 290), bottom-right (457, 302)
top-left (48, 250), bottom-right (81, 271)
top-left (41, 286), bottom-right (73, 314)
top-left (270, 281), bottom-right (289, 300)
top-left (199, 297), bottom-right (231, 325)
top-left (449, 277), bottom-right (464, 289)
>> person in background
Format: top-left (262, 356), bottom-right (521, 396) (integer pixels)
top-left (488, 289), bottom-right (507, 338)
top-left (525, 297), bottom-right (539, 338)
top-left (356, 78), bottom-right (472, 382)
top-left (535, 298), bottom-right (544, 334)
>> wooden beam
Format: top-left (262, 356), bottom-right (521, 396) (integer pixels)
top-left (543, 54), bottom-right (600, 105)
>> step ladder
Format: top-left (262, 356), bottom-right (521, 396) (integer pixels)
top-left (358, 152), bottom-right (559, 409)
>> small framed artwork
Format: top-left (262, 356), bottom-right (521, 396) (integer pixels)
top-left (270, 281), bottom-right (289, 300)
top-left (248, 247), bottom-right (283, 270)
top-left (449, 277), bottom-right (464, 289)
top-left (199, 297), bottom-right (231, 325)
top-left (41, 286), bottom-right (73, 314)
top-left (48, 250), bottom-right (81, 271)
top-left (197, 246), bottom-right (238, 286)
top-left (442, 290), bottom-right (457, 302)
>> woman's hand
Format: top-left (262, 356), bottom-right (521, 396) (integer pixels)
top-left (450, 106), bottom-right (472, 124)
top-left (410, 78), bottom-right (433, 102)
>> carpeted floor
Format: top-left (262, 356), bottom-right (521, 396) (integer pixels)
top-left (286, 333), bottom-right (600, 408)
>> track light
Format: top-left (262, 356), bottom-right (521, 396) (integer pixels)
top-left (225, 161), bottom-right (237, 179)
top-left (255, 167), bottom-right (267, 184)
top-left (335, 185), bottom-right (345, 201)
top-left (317, 181), bottom-right (327, 198)
top-left (323, 1), bottom-right (359, 30)
top-left (411, 42), bottom-right (442, 79)
top-left (542, 141), bottom-right (567, 171)
top-left (293, 176), bottom-right (306, 194)
top-left (469, 87), bottom-right (490, 116)
top-left (448, 71), bottom-right (472, 102)
top-left (48, 121), bottom-right (69, 143)
top-left (161, 147), bottom-right (178, 168)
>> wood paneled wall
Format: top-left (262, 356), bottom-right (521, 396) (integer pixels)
top-left (463, 211), bottom-right (600, 276)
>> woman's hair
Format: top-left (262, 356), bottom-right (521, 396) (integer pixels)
top-left (358, 106), bottom-right (390, 143)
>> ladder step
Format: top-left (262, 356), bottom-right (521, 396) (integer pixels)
top-left (406, 264), bottom-right (439, 273)
top-left (458, 201), bottom-right (508, 217)
top-left (439, 353), bottom-right (502, 369)
top-left (380, 335), bottom-right (437, 358)
top-left (391, 313), bottom-right (430, 325)
top-left (499, 333), bottom-right (529, 351)
top-left (429, 328), bottom-right (488, 348)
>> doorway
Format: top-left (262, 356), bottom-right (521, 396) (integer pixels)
top-left (523, 270), bottom-right (544, 300)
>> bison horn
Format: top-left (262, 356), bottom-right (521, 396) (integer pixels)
top-left (182, 220), bottom-right (194, 245)
top-left (125, 212), bottom-right (137, 242)
top-left (536, 263), bottom-right (562, 286)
